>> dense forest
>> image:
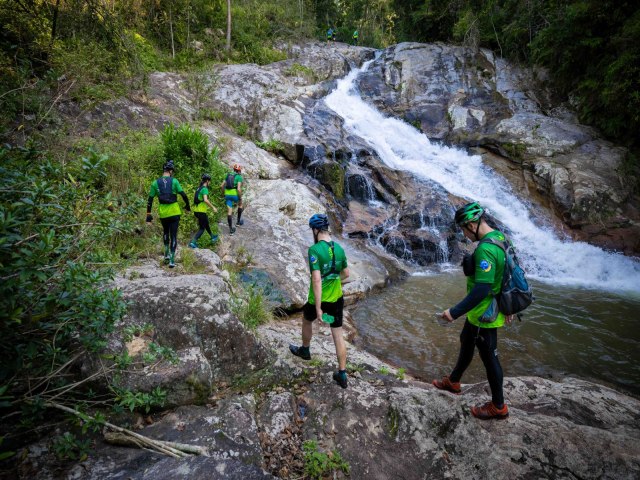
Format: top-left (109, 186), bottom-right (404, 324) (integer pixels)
top-left (0, 0), bottom-right (639, 466)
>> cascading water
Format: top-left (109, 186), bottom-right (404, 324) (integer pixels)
top-left (325, 59), bottom-right (640, 294)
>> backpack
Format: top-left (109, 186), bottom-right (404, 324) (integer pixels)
top-left (193, 185), bottom-right (205, 206)
top-left (157, 177), bottom-right (177, 204)
top-left (479, 236), bottom-right (534, 317)
top-left (224, 173), bottom-right (236, 190)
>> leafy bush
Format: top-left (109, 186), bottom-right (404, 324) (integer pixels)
top-left (0, 143), bottom-right (140, 422)
top-left (302, 440), bottom-right (350, 479)
top-left (255, 138), bottom-right (285, 154)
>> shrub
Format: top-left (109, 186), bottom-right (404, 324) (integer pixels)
top-left (302, 440), bottom-right (350, 479)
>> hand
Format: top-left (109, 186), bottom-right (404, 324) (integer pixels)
top-left (441, 309), bottom-right (454, 323)
top-left (146, 214), bottom-right (153, 223)
top-left (506, 314), bottom-right (515, 325)
top-left (316, 309), bottom-right (323, 322)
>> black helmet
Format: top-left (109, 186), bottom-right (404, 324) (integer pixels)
top-left (309, 213), bottom-right (329, 231)
top-left (454, 202), bottom-right (484, 226)
top-left (201, 173), bottom-right (211, 181)
top-left (163, 160), bottom-right (175, 172)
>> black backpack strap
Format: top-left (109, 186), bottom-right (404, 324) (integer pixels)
top-left (321, 241), bottom-right (338, 279)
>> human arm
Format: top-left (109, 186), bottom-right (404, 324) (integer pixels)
top-left (203, 194), bottom-right (217, 212)
top-left (340, 267), bottom-right (350, 281)
top-left (236, 181), bottom-right (242, 200)
top-left (179, 191), bottom-right (191, 211)
top-left (447, 283), bottom-right (492, 320)
top-left (146, 183), bottom-right (156, 221)
top-left (311, 270), bottom-right (323, 320)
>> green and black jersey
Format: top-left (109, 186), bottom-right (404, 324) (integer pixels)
top-left (467, 230), bottom-right (507, 327)
top-left (307, 240), bottom-right (348, 304)
top-left (193, 186), bottom-right (209, 213)
top-left (149, 176), bottom-right (185, 218)
top-left (224, 173), bottom-right (243, 196)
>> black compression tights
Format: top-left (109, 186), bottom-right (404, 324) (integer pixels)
top-left (193, 212), bottom-right (212, 242)
top-left (449, 319), bottom-right (504, 406)
top-left (160, 215), bottom-right (180, 253)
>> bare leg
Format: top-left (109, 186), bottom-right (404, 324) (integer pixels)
top-left (302, 319), bottom-right (313, 347)
top-left (331, 327), bottom-right (347, 370)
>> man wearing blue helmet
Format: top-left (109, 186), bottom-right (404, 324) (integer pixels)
top-left (290, 213), bottom-right (350, 388)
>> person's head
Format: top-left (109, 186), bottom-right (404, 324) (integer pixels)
top-left (163, 160), bottom-right (175, 175)
top-left (233, 164), bottom-right (242, 174)
top-left (201, 173), bottom-right (211, 186)
top-left (454, 202), bottom-right (485, 241)
top-left (309, 213), bottom-right (329, 242)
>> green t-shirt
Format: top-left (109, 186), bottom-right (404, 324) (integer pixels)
top-left (307, 240), bottom-right (348, 304)
top-left (467, 230), bottom-right (506, 328)
top-left (224, 173), bottom-right (243, 196)
top-left (193, 186), bottom-right (209, 213)
top-left (149, 176), bottom-right (184, 218)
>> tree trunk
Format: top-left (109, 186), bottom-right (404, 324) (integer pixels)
top-left (169, 3), bottom-right (175, 59)
top-left (226, 0), bottom-right (231, 51)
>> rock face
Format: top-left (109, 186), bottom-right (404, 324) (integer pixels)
top-left (355, 42), bottom-right (640, 254)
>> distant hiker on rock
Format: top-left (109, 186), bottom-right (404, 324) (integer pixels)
top-left (146, 161), bottom-right (190, 268)
top-left (220, 163), bottom-right (244, 236)
top-left (352, 30), bottom-right (359, 45)
top-left (326, 27), bottom-right (333, 42)
top-left (432, 202), bottom-right (512, 420)
top-left (189, 173), bottom-right (218, 249)
top-left (290, 214), bottom-right (350, 388)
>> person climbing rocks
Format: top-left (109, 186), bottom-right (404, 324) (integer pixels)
top-left (189, 173), bottom-right (218, 249)
top-left (146, 160), bottom-right (190, 268)
top-left (432, 202), bottom-right (513, 420)
top-left (220, 163), bottom-right (244, 236)
top-left (290, 214), bottom-right (350, 388)
top-left (352, 29), bottom-right (359, 45)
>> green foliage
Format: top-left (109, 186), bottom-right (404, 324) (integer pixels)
top-left (122, 323), bottom-right (154, 342)
top-left (232, 285), bottom-right (272, 330)
top-left (378, 366), bottom-right (390, 375)
top-left (302, 440), bottom-right (350, 479)
top-left (52, 432), bottom-right (91, 461)
top-left (0, 145), bottom-right (137, 398)
top-left (233, 121), bottom-right (249, 137)
top-left (284, 63), bottom-right (317, 82)
top-left (112, 386), bottom-right (167, 414)
top-left (396, 367), bottom-right (406, 380)
top-left (255, 138), bottom-right (285, 154)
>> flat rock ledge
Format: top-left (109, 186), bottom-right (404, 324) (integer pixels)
top-left (18, 317), bottom-right (640, 480)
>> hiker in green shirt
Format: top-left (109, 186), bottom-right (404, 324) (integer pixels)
top-left (290, 214), bottom-right (350, 388)
top-left (220, 163), bottom-right (244, 236)
top-left (352, 30), bottom-right (359, 45)
top-left (432, 202), bottom-right (513, 420)
top-left (146, 161), bottom-right (190, 268)
top-left (189, 173), bottom-right (218, 249)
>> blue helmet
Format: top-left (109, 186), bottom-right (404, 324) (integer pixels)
top-left (163, 160), bottom-right (175, 172)
top-left (309, 213), bottom-right (329, 230)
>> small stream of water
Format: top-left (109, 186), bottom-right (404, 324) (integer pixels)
top-left (325, 58), bottom-right (640, 394)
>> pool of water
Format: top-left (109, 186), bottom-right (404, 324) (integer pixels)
top-left (351, 270), bottom-right (640, 395)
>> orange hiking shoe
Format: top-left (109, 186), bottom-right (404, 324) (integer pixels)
top-left (432, 376), bottom-right (461, 394)
top-left (471, 402), bottom-right (509, 420)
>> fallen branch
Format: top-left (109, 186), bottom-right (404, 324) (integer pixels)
top-left (46, 401), bottom-right (209, 458)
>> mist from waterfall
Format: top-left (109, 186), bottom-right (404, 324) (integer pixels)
top-left (324, 60), bottom-right (640, 294)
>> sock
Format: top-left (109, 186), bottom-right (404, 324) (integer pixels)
top-left (237, 208), bottom-right (243, 222)
top-left (227, 215), bottom-right (233, 228)
top-left (164, 245), bottom-right (170, 257)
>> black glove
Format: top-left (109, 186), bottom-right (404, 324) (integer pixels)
top-left (146, 214), bottom-right (153, 223)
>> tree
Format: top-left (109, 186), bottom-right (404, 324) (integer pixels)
top-left (226, 0), bottom-right (231, 50)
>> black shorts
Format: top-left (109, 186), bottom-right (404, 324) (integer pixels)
top-left (303, 296), bottom-right (344, 328)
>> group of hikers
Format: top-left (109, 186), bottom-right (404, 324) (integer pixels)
top-left (289, 202), bottom-right (515, 420)
top-left (147, 161), bottom-right (514, 419)
top-left (145, 161), bottom-right (244, 268)
top-left (326, 27), bottom-right (359, 45)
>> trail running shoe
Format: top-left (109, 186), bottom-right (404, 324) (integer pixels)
top-left (432, 376), bottom-right (462, 394)
top-left (210, 235), bottom-right (219, 243)
top-left (230, 227), bottom-right (236, 236)
top-left (471, 402), bottom-right (509, 420)
top-left (237, 219), bottom-right (244, 226)
top-left (188, 242), bottom-right (197, 249)
top-left (169, 254), bottom-right (176, 268)
top-left (333, 371), bottom-right (348, 389)
top-left (288, 344), bottom-right (311, 360)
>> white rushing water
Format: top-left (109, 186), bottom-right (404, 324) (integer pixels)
top-left (324, 60), bottom-right (640, 294)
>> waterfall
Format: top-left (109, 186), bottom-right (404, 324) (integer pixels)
top-left (324, 59), bottom-right (640, 294)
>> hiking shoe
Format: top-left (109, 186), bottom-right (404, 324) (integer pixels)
top-left (210, 235), bottom-right (219, 243)
top-left (432, 376), bottom-right (461, 394)
top-left (289, 344), bottom-right (311, 360)
top-left (237, 219), bottom-right (244, 226)
top-left (188, 242), bottom-right (197, 249)
top-left (169, 254), bottom-right (176, 268)
top-left (333, 371), bottom-right (348, 389)
top-left (230, 227), bottom-right (236, 236)
top-left (163, 256), bottom-right (170, 264)
top-left (471, 402), bottom-right (509, 420)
